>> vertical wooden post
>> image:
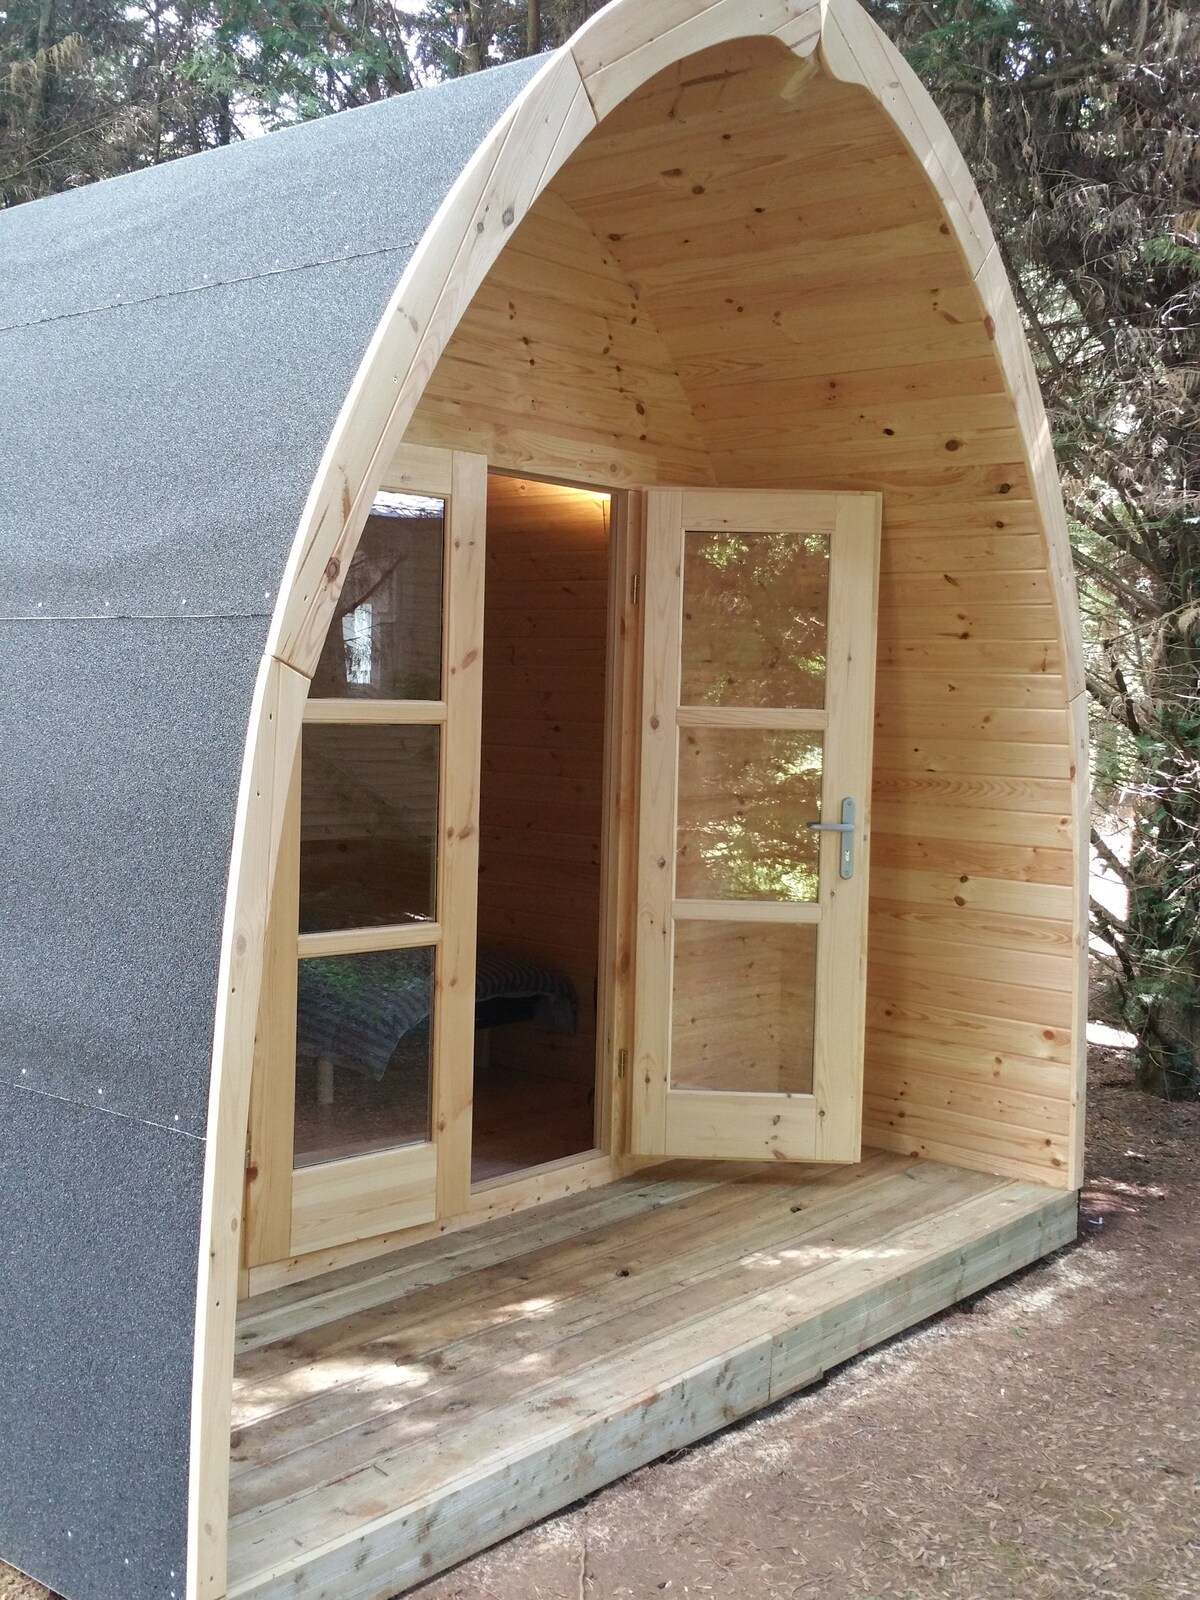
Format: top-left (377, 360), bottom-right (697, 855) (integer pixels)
top-left (244, 751), bottom-right (300, 1266)
top-left (433, 450), bottom-right (488, 1219)
top-left (630, 490), bottom-right (683, 1158)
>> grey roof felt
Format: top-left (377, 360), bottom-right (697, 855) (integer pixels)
top-left (0, 1083), bottom-right (203, 1600)
top-left (0, 53), bottom-right (543, 1600)
top-left (0, 54), bottom-right (542, 620)
top-left (0, 616), bottom-right (262, 1138)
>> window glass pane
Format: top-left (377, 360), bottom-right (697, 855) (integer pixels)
top-left (676, 728), bottom-right (822, 902)
top-left (294, 947), bottom-right (434, 1165)
top-left (311, 495), bottom-right (444, 700)
top-left (671, 921), bottom-right (816, 1094)
top-left (681, 527), bottom-right (828, 709)
top-left (300, 724), bottom-right (439, 931)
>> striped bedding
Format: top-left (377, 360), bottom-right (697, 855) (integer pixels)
top-left (296, 944), bottom-right (577, 1080)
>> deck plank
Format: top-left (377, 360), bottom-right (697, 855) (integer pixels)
top-left (234, 1167), bottom-right (727, 1351)
top-left (229, 1156), bottom-right (919, 1504)
top-left (228, 1155), bottom-right (1077, 1598)
top-left (233, 1161), bottom-right (853, 1396)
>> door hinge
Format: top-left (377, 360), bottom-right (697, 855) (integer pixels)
top-left (630, 573), bottom-right (640, 606)
top-left (617, 1048), bottom-right (629, 1079)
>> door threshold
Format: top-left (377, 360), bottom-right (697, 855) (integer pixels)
top-left (470, 1149), bottom-right (614, 1210)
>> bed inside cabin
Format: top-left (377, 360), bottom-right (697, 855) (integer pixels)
top-left (292, 473), bottom-right (610, 1187)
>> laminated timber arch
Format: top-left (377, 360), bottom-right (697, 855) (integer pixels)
top-left (191, 2), bottom-right (1088, 1595)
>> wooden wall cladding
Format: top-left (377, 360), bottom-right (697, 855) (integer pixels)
top-left (405, 194), bottom-right (715, 490)
top-left (406, 38), bottom-right (1082, 1188)
top-left (475, 475), bottom-right (610, 1085)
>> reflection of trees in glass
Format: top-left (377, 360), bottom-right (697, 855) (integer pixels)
top-left (312, 505), bottom-right (444, 699)
top-left (301, 948), bottom-right (433, 1022)
top-left (682, 530), bottom-right (828, 709)
top-left (678, 731), bottom-right (822, 902)
top-left (341, 602), bottom-right (374, 685)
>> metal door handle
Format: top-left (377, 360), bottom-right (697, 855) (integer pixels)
top-left (806, 796), bottom-right (856, 879)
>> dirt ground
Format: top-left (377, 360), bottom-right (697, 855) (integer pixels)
top-left (4, 1045), bottom-right (1198, 1600)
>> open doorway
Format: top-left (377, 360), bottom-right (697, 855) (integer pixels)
top-left (470, 474), bottom-right (613, 1184)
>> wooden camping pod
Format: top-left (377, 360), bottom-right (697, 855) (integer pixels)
top-left (192, 4), bottom-right (1087, 1597)
top-left (188, 11), bottom-right (1086, 1600)
top-left (0, 3), bottom-right (1084, 1599)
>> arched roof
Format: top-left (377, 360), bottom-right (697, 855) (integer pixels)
top-left (0, 55), bottom-right (542, 1600)
top-left (0, 56), bottom-right (541, 618)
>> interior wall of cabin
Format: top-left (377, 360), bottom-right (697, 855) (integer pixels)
top-left (471, 475), bottom-right (610, 1175)
top-left (404, 36), bottom-right (1083, 1191)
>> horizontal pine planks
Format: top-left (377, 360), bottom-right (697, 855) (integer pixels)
top-left (550, 44), bottom-right (1082, 1188)
top-left (227, 1155), bottom-right (1076, 1599)
top-left (399, 32), bottom-right (1083, 1192)
top-left (405, 192), bottom-right (715, 487)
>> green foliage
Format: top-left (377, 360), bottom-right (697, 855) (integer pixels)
top-left (0, 1), bottom-right (607, 201)
top-left (865, 0), bottom-right (1200, 1097)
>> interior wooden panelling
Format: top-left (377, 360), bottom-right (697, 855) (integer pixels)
top-left (672, 920), bottom-right (817, 1094)
top-left (475, 475), bottom-right (609, 1090)
top-left (404, 194), bottom-right (715, 489)
top-left (299, 723), bottom-right (439, 926)
top-left (407, 36), bottom-right (1081, 1188)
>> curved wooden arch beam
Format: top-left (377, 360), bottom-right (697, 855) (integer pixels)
top-left (188, 4), bottom-right (1083, 1596)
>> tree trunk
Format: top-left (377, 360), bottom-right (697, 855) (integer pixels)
top-left (32, 0), bottom-right (57, 128)
top-left (462, 1), bottom-right (484, 72)
top-left (526, 0), bottom-right (540, 56)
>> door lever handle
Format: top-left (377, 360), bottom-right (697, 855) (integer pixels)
top-left (806, 796), bottom-right (856, 880)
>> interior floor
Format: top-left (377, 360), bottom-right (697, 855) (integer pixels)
top-left (227, 1153), bottom-right (1075, 1600)
top-left (470, 1065), bottom-right (596, 1184)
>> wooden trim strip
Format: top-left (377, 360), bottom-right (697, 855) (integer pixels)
top-left (189, 654), bottom-right (310, 1600)
top-left (290, 1144), bottom-right (438, 1257)
top-left (297, 924), bottom-right (441, 960)
top-left (630, 490), bottom-right (684, 1158)
top-left (663, 1090), bottom-right (819, 1161)
top-left (377, 442), bottom-right (454, 497)
top-left (679, 487), bottom-right (838, 533)
top-left (1066, 689), bottom-right (1089, 1190)
top-left (432, 449), bottom-right (488, 1221)
top-left (675, 705), bottom-right (826, 731)
top-left (303, 699), bottom-right (447, 725)
top-left (672, 899), bottom-right (821, 924)
top-left (244, 753), bottom-right (300, 1269)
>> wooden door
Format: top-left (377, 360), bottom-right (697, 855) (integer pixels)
top-left (244, 445), bottom-right (486, 1264)
top-left (631, 489), bottom-right (881, 1163)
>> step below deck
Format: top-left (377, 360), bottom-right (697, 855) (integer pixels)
top-left (227, 1151), bottom-right (1077, 1600)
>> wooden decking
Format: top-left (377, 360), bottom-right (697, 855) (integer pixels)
top-left (227, 1153), bottom-right (1077, 1600)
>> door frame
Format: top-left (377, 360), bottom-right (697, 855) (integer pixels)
top-left (630, 488), bottom-right (882, 1165)
top-left (242, 457), bottom-right (647, 1275)
top-left (244, 444), bottom-right (485, 1265)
